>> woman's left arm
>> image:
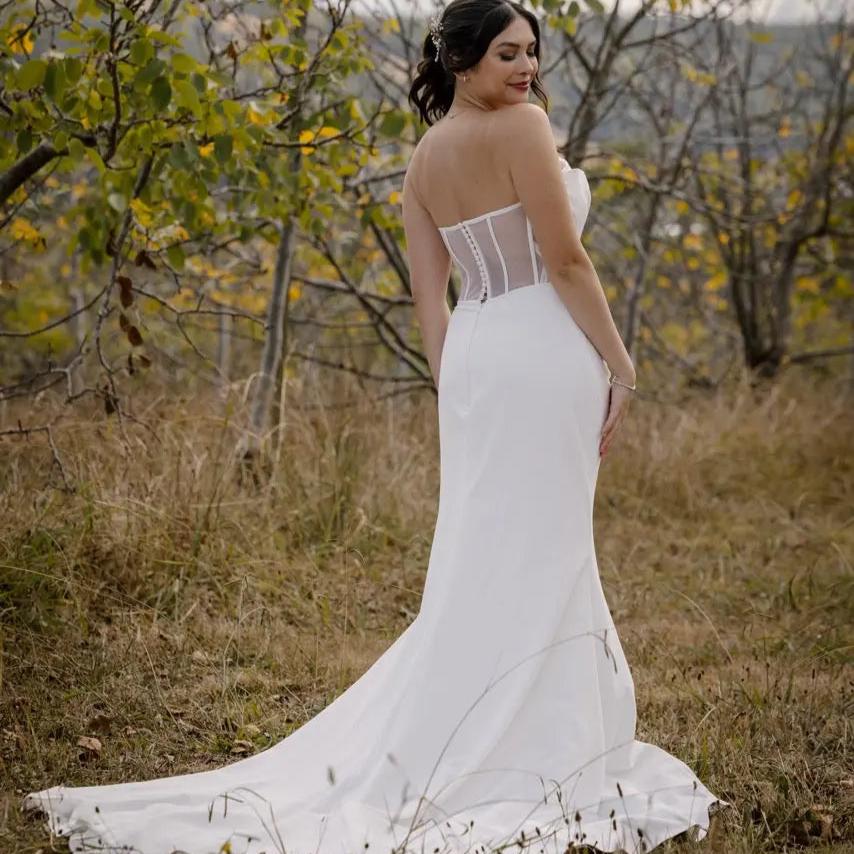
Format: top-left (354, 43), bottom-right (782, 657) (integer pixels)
top-left (402, 163), bottom-right (452, 387)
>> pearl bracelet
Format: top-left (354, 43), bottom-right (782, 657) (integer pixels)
top-left (608, 374), bottom-right (637, 391)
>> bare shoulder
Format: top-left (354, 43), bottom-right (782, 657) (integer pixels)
top-left (403, 132), bottom-right (431, 200)
top-left (492, 103), bottom-right (555, 151)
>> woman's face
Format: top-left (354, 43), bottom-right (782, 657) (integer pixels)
top-left (461, 15), bottom-right (538, 106)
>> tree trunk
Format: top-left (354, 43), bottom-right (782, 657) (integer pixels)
top-left (248, 218), bottom-right (297, 444)
top-left (217, 310), bottom-right (231, 386)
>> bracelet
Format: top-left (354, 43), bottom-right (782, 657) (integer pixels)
top-left (609, 374), bottom-right (637, 391)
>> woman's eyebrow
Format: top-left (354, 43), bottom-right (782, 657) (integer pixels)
top-left (495, 39), bottom-right (537, 48)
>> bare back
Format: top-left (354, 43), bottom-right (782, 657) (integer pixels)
top-left (410, 107), bottom-right (555, 231)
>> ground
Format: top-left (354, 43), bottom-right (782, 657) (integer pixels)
top-left (1, 371), bottom-right (851, 852)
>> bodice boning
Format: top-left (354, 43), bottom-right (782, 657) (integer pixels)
top-left (438, 157), bottom-right (591, 303)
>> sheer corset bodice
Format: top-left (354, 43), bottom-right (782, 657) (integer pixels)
top-left (438, 157), bottom-right (591, 303)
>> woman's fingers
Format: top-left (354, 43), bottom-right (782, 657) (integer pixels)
top-left (599, 386), bottom-right (632, 457)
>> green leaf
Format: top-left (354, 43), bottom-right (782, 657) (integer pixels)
top-left (64, 57), bottom-right (82, 84)
top-left (380, 111), bottom-right (406, 137)
top-left (17, 128), bottom-right (33, 154)
top-left (18, 59), bottom-right (48, 90)
top-left (130, 38), bottom-right (153, 67)
top-left (171, 52), bottom-right (198, 74)
top-left (167, 244), bottom-right (185, 270)
top-left (148, 29), bottom-right (180, 47)
top-left (150, 76), bottom-right (172, 110)
top-left (213, 134), bottom-right (233, 164)
top-left (583, 0), bottom-right (605, 12)
top-left (87, 147), bottom-right (106, 175)
top-left (221, 100), bottom-right (242, 120)
top-left (44, 61), bottom-right (67, 100)
top-left (136, 58), bottom-right (165, 85)
top-left (108, 192), bottom-right (126, 212)
top-left (169, 142), bottom-right (192, 169)
top-left (174, 79), bottom-right (201, 115)
top-left (68, 137), bottom-right (86, 162)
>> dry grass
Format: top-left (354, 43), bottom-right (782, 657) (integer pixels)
top-left (0, 369), bottom-right (852, 853)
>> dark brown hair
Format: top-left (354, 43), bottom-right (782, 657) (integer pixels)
top-left (408, 0), bottom-right (549, 126)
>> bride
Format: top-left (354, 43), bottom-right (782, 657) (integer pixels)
top-left (24, 1), bottom-right (730, 852)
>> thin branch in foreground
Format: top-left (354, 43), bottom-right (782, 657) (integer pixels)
top-left (0, 423), bottom-right (74, 493)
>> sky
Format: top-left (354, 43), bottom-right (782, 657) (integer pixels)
top-left (353, 0), bottom-right (851, 24)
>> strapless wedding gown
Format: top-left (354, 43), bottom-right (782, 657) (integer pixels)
top-left (24, 157), bottom-right (729, 854)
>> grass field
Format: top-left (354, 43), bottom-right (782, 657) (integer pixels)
top-left (1, 370), bottom-right (852, 852)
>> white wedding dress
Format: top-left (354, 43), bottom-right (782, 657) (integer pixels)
top-left (25, 157), bottom-right (729, 854)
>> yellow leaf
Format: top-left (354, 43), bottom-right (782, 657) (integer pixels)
top-left (675, 200), bottom-right (689, 215)
top-left (6, 25), bottom-right (34, 54)
top-left (683, 233), bottom-right (702, 251)
top-left (247, 106), bottom-right (267, 126)
top-left (11, 218), bottom-right (41, 243)
top-left (317, 126), bottom-right (340, 139)
top-left (705, 272), bottom-right (726, 292)
top-left (388, 190), bottom-right (401, 205)
top-left (130, 198), bottom-right (155, 228)
top-left (288, 284), bottom-right (301, 301)
top-left (795, 275), bottom-right (819, 294)
top-left (199, 142), bottom-right (215, 157)
top-left (382, 17), bottom-right (400, 34)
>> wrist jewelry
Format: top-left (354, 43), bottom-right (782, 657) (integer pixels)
top-left (609, 374), bottom-right (637, 391)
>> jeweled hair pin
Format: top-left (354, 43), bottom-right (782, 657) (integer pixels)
top-left (429, 13), bottom-right (444, 52)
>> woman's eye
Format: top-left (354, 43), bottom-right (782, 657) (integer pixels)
top-left (500, 52), bottom-right (536, 61)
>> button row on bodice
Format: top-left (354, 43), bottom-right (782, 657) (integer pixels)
top-left (459, 222), bottom-right (489, 303)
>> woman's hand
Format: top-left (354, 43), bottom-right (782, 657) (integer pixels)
top-left (599, 382), bottom-right (633, 458)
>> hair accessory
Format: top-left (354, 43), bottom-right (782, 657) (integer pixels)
top-left (429, 13), bottom-right (444, 53)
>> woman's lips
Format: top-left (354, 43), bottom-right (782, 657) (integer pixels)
top-left (510, 82), bottom-right (530, 90)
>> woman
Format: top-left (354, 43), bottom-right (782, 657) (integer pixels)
top-left (24, 2), bottom-right (730, 852)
